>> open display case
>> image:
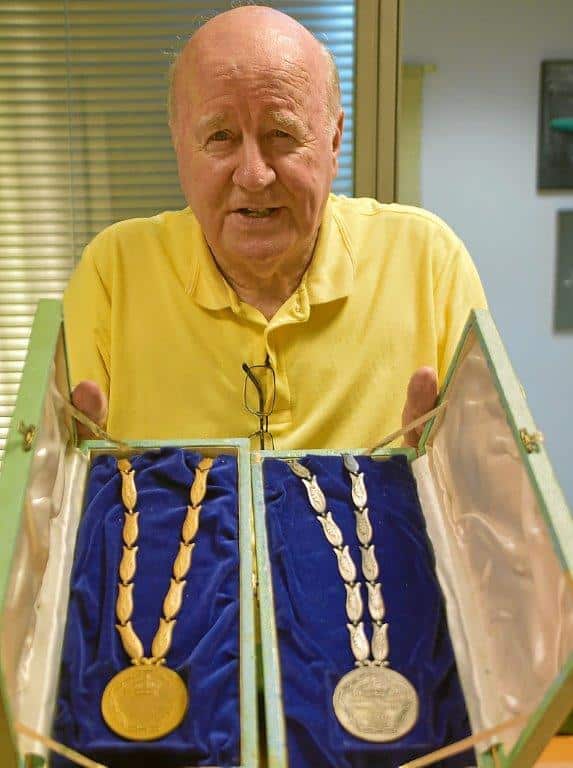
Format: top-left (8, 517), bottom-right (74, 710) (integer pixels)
top-left (252, 311), bottom-right (573, 768)
top-left (0, 301), bottom-right (571, 768)
top-left (0, 301), bottom-right (258, 768)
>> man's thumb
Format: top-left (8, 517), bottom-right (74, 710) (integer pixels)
top-left (71, 380), bottom-right (108, 438)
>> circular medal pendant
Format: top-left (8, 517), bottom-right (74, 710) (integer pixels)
top-left (101, 665), bottom-right (188, 741)
top-left (333, 666), bottom-right (419, 742)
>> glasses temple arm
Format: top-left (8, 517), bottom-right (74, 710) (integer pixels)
top-left (242, 362), bottom-right (265, 412)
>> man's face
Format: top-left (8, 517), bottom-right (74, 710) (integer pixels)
top-left (171, 33), bottom-right (342, 278)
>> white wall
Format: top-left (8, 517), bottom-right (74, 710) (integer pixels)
top-left (403, 0), bottom-right (573, 506)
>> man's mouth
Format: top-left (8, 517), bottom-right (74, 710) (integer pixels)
top-left (235, 207), bottom-right (278, 218)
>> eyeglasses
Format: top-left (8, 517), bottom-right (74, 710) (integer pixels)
top-left (242, 356), bottom-right (276, 450)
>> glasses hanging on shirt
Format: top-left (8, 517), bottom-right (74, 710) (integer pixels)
top-left (242, 356), bottom-right (276, 450)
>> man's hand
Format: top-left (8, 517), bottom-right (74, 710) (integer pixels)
top-left (402, 367), bottom-right (438, 448)
top-left (71, 380), bottom-right (108, 439)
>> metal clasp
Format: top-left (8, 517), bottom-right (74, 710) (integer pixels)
top-left (17, 421), bottom-right (37, 451)
top-left (519, 428), bottom-right (544, 454)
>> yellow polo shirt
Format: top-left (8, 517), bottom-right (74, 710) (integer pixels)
top-left (64, 194), bottom-right (486, 448)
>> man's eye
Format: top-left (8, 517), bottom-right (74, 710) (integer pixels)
top-left (271, 129), bottom-right (292, 139)
top-left (208, 130), bottom-right (230, 142)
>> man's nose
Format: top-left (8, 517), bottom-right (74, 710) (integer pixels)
top-left (232, 139), bottom-right (276, 191)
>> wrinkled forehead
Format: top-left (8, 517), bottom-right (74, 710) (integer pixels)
top-left (174, 30), bottom-right (327, 118)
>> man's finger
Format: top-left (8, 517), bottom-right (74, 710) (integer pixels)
top-left (71, 381), bottom-right (108, 439)
top-left (402, 367), bottom-right (438, 447)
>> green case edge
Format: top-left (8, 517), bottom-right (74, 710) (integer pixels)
top-left (251, 453), bottom-right (288, 768)
top-left (505, 652), bottom-right (573, 768)
top-left (0, 299), bottom-right (64, 767)
top-left (238, 438), bottom-right (260, 768)
top-left (0, 300), bottom-right (63, 601)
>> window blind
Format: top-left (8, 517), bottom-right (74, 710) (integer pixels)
top-left (0, 0), bottom-right (355, 466)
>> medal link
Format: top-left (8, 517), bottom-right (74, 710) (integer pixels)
top-left (290, 457), bottom-right (390, 668)
top-left (346, 461), bottom-right (389, 667)
top-left (115, 456), bottom-right (213, 666)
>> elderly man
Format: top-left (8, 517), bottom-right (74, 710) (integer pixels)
top-left (65, 6), bottom-right (486, 448)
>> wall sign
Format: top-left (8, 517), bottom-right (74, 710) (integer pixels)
top-left (555, 211), bottom-right (573, 332)
top-left (538, 61), bottom-right (573, 190)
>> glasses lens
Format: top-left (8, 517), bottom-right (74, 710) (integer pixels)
top-left (249, 429), bottom-right (275, 450)
top-left (243, 364), bottom-right (276, 416)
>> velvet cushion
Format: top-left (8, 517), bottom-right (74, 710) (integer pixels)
top-left (52, 448), bottom-right (240, 767)
top-left (263, 454), bottom-right (473, 768)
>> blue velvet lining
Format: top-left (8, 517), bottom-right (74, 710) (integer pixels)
top-left (52, 448), bottom-right (240, 767)
top-left (263, 454), bottom-right (473, 768)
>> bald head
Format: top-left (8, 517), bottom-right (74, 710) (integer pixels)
top-left (168, 6), bottom-right (341, 129)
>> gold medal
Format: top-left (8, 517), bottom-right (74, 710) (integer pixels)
top-left (101, 456), bottom-right (214, 741)
top-left (333, 666), bottom-right (419, 742)
top-left (101, 665), bottom-right (188, 741)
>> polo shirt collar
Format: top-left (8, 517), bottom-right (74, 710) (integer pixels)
top-left (302, 194), bottom-right (355, 304)
top-left (185, 211), bottom-right (234, 310)
top-left (187, 194), bottom-right (355, 311)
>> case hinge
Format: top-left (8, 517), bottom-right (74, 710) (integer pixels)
top-left (519, 428), bottom-right (544, 454)
top-left (17, 421), bottom-right (37, 451)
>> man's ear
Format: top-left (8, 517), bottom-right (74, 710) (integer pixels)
top-left (332, 110), bottom-right (344, 174)
top-left (333, 110), bottom-right (344, 152)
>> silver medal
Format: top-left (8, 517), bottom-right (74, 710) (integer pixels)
top-left (291, 458), bottom-right (419, 744)
top-left (333, 666), bottom-right (419, 742)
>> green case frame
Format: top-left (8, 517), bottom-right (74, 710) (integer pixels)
top-left (0, 300), bottom-right (259, 768)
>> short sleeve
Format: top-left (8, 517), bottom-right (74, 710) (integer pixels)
top-left (433, 241), bottom-right (487, 383)
top-left (63, 235), bottom-right (112, 401)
